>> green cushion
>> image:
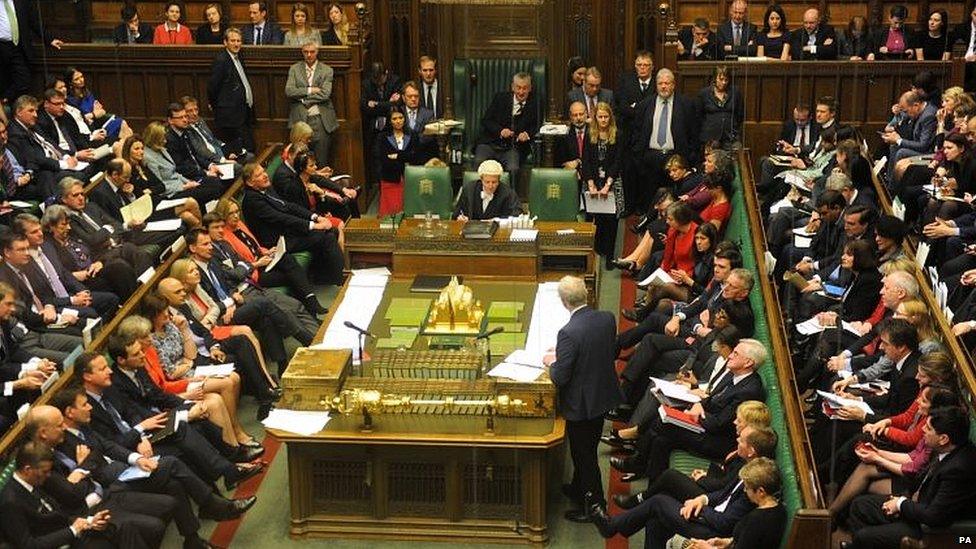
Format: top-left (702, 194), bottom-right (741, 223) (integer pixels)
top-left (0, 459), bottom-right (14, 493)
top-left (403, 166), bottom-right (454, 219)
top-left (290, 251), bottom-right (311, 270)
top-left (527, 168), bottom-right (579, 221)
top-left (266, 155), bottom-right (283, 181)
top-left (668, 450), bottom-right (712, 475)
top-left (722, 165), bottom-right (804, 547)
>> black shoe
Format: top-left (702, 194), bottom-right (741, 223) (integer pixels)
top-left (609, 455), bottom-right (642, 474)
top-left (256, 402), bottom-right (273, 421)
top-left (620, 308), bottom-right (643, 323)
top-left (266, 387), bottom-right (284, 402)
top-left (613, 491), bottom-right (644, 510)
top-left (237, 445), bottom-right (265, 462)
top-left (605, 406), bottom-right (633, 423)
top-left (605, 257), bottom-right (616, 271)
top-left (241, 438), bottom-right (263, 449)
top-left (303, 295), bottom-right (329, 317)
top-left (224, 463), bottom-right (265, 491)
top-left (200, 495), bottom-right (257, 521)
top-left (183, 536), bottom-right (222, 549)
top-left (600, 432), bottom-right (633, 449)
top-left (563, 508), bottom-right (592, 523)
top-left (589, 502), bottom-right (614, 538)
top-left (611, 259), bottom-right (637, 272)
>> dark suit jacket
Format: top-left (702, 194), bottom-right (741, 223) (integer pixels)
top-left (790, 26), bottom-right (839, 60)
top-left (554, 125), bottom-right (588, 167)
top-left (700, 371), bottom-right (764, 438)
top-left (57, 427), bottom-right (132, 488)
top-left (897, 103), bottom-right (938, 154)
top-left (241, 186), bottom-right (316, 247)
top-left (549, 306), bottom-right (623, 421)
top-left (452, 179), bottom-right (521, 220)
top-left (111, 368), bottom-right (184, 415)
top-left (613, 72), bottom-right (655, 137)
top-left (0, 476), bottom-right (78, 549)
top-left (699, 454), bottom-right (746, 493)
top-left (241, 22), bottom-right (284, 45)
top-left (868, 26), bottom-right (916, 59)
top-left (953, 21), bottom-right (976, 53)
top-left (7, 119), bottom-right (59, 173)
top-left (715, 20), bottom-right (759, 58)
top-left (864, 351), bottom-right (919, 421)
top-left (360, 75), bottom-right (403, 128)
top-left (165, 127), bottom-right (206, 180)
top-left (678, 27), bottom-right (719, 60)
top-left (582, 138), bottom-right (621, 182)
top-left (404, 107), bottom-right (437, 163)
top-left (67, 204), bottom-right (121, 254)
top-left (86, 389), bottom-right (144, 449)
top-left (373, 131), bottom-right (418, 182)
top-left (632, 93), bottom-right (700, 164)
top-left (113, 22), bottom-right (154, 44)
top-left (419, 80), bottom-right (443, 119)
top-left (698, 476), bottom-right (755, 534)
top-left (778, 119), bottom-right (820, 152)
top-left (207, 50), bottom-right (252, 129)
top-left (271, 163), bottom-right (310, 210)
top-left (899, 443), bottom-right (976, 528)
top-left (0, 261), bottom-right (55, 331)
top-left (842, 269), bottom-right (883, 322)
top-left (566, 88), bottom-right (615, 116)
top-left (477, 91), bottom-right (540, 154)
top-left (35, 112), bottom-right (88, 155)
top-left (8, 0), bottom-right (56, 63)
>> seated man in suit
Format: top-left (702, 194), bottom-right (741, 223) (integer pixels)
top-left (611, 339), bottom-right (767, 483)
top-left (242, 1), bottom-right (285, 45)
top-left (0, 119), bottom-right (41, 207)
top-left (678, 18), bottom-right (719, 60)
top-left (58, 176), bottom-right (171, 263)
top-left (91, 158), bottom-right (202, 229)
top-left (715, 0), bottom-right (758, 58)
top-left (181, 96), bottom-right (251, 165)
top-left (35, 90), bottom-right (102, 177)
top-left (0, 231), bottom-right (84, 335)
top-left (791, 8), bottom-right (838, 60)
top-left (13, 213), bottom-right (119, 321)
top-left (204, 213), bottom-right (328, 318)
top-left (881, 91), bottom-right (938, 170)
top-left (113, 5), bottom-right (154, 44)
top-left (166, 103), bottom-right (228, 184)
top-left (25, 405), bottom-right (174, 549)
top-left (846, 405), bottom-right (976, 548)
top-left (241, 162), bottom-right (344, 285)
top-left (48, 390), bottom-right (256, 549)
top-left (756, 103), bottom-right (817, 200)
top-left (7, 95), bottom-right (85, 200)
top-left (594, 456), bottom-right (779, 549)
top-left (567, 67), bottom-right (614, 121)
top-left (0, 280), bottom-right (78, 366)
top-left (76, 351), bottom-right (265, 491)
top-left (453, 159), bottom-right (521, 221)
top-left (555, 101), bottom-right (588, 171)
top-left (473, 72), bottom-right (539, 174)
top-left (0, 441), bottom-right (116, 549)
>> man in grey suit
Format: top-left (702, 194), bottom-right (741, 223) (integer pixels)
top-left (286, 43), bottom-right (340, 165)
top-left (566, 67), bottom-right (614, 121)
top-left (401, 81), bottom-right (436, 164)
top-left (882, 90), bottom-right (938, 171)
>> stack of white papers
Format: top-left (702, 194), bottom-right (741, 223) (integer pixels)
top-left (510, 229), bottom-right (538, 242)
top-left (524, 282), bottom-right (571, 357)
top-left (193, 363), bottom-right (235, 377)
top-left (319, 274), bottom-right (389, 362)
top-left (650, 377), bottom-right (701, 403)
top-left (795, 317), bottom-right (863, 336)
top-left (121, 194), bottom-right (153, 226)
top-left (156, 198), bottom-right (188, 211)
top-left (216, 163), bottom-right (235, 180)
top-left (488, 362), bottom-right (545, 383)
top-left (144, 219), bottom-right (182, 232)
top-left (263, 236), bottom-right (287, 272)
top-left (915, 242), bottom-right (930, 268)
top-left (638, 268), bottom-right (675, 287)
top-left (262, 409), bottom-right (331, 436)
top-left (817, 390), bottom-right (874, 416)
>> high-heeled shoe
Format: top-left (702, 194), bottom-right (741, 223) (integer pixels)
top-left (611, 258), bottom-right (638, 272)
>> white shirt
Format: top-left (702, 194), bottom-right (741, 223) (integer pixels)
top-left (480, 190), bottom-right (493, 213)
top-left (423, 81), bottom-right (438, 116)
top-left (713, 480), bottom-right (743, 513)
top-left (0, 0), bottom-right (15, 43)
top-left (649, 95), bottom-right (675, 151)
top-left (512, 95), bottom-right (525, 116)
top-left (968, 25), bottom-right (976, 57)
top-left (229, 52), bottom-right (254, 106)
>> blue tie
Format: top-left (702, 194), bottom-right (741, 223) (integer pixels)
top-left (100, 399), bottom-right (131, 433)
top-left (206, 267), bottom-right (229, 301)
top-left (656, 100), bottom-right (670, 147)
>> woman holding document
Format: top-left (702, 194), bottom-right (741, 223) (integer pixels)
top-left (582, 102), bottom-right (621, 267)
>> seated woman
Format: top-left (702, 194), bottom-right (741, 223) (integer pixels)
top-left (141, 294), bottom-right (264, 456)
top-left (453, 159), bottom-right (521, 221)
top-left (917, 134), bottom-right (976, 226)
top-left (755, 4), bottom-right (791, 60)
top-left (121, 135), bottom-right (204, 226)
top-left (654, 201), bottom-right (699, 279)
top-left (611, 189), bottom-right (676, 274)
top-left (195, 3), bottom-right (226, 45)
top-left (40, 204), bottom-right (140, 303)
top-left (893, 89), bottom-right (975, 184)
top-left (63, 67), bottom-right (132, 144)
top-left (668, 155), bottom-right (704, 200)
top-left (798, 239), bottom-right (882, 324)
top-left (828, 384), bottom-right (958, 522)
top-left (321, 3), bottom-right (349, 45)
top-left (276, 149), bottom-right (359, 221)
top-left (284, 3), bottom-right (321, 47)
top-left (840, 16), bottom-right (871, 60)
top-left (867, 4), bottom-right (915, 61)
top-left (116, 314), bottom-right (264, 457)
top-left (686, 458), bottom-right (788, 549)
top-left (153, 2), bottom-right (194, 44)
top-left (168, 259), bottom-right (280, 401)
top-left (701, 166), bottom-right (734, 233)
top-left (142, 122), bottom-right (226, 206)
top-left (624, 223), bottom-right (718, 323)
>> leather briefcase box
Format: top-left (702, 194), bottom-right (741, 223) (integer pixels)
top-left (280, 348), bottom-right (351, 410)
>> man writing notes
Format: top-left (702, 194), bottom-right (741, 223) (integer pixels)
top-left (453, 160), bottom-right (521, 221)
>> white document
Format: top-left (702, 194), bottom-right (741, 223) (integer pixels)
top-left (792, 227), bottom-right (815, 236)
top-left (849, 380), bottom-right (890, 392)
top-left (928, 266), bottom-right (939, 290)
top-left (817, 390), bottom-right (875, 415)
top-left (891, 197), bottom-right (906, 221)
top-left (118, 457), bottom-right (158, 482)
top-left (510, 229), bottom-right (538, 242)
top-left (349, 274), bottom-right (389, 288)
top-left (137, 267), bottom-right (155, 285)
top-left (796, 317), bottom-right (862, 336)
top-left (9, 200), bottom-right (32, 209)
top-left (263, 236), bottom-right (287, 272)
top-left (873, 157), bottom-right (887, 176)
top-left (784, 172), bottom-right (811, 192)
top-left (41, 370), bottom-right (59, 393)
top-left (539, 124), bottom-right (570, 135)
top-left (583, 191), bottom-right (617, 215)
top-left (488, 362), bottom-right (545, 383)
top-left (793, 234), bottom-right (812, 249)
top-left (262, 409), bottom-right (332, 436)
top-left (156, 198), bottom-right (188, 211)
top-left (194, 363), bottom-right (235, 377)
top-left (216, 163), bottom-right (235, 180)
top-left (352, 266), bottom-right (391, 277)
top-left (501, 349), bottom-right (546, 368)
top-left (945, 307), bottom-right (954, 324)
top-left (650, 377), bottom-right (701, 403)
top-left (764, 250), bottom-right (777, 276)
top-left (121, 193), bottom-right (153, 226)
top-left (143, 219), bottom-right (182, 232)
top-left (60, 157), bottom-right (90, 171)
top-left (915, 242), bottom-right (930, 268)
top-left (91, 144), bottom-right (113, 160)
top-left (82, 317), bottom-right (100, 348)
top-left (205, 200), bottom-right (218, 213)
top-left (16, 402), bottom-right (29, 420)
top-left (937, 282), bottom-right (948, 310)
top-left (638, 268), bottom-right (676, 287)
top-left (768, 197), bottom-right (793, 215)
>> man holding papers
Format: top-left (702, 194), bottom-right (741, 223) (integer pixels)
top-left (542, 276), bottom-right (622, 523)
top-left (91, 159), bottom-right (203, 230)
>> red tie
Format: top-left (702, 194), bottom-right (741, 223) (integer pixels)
top-left (577, 130), bottom-right (584, 158)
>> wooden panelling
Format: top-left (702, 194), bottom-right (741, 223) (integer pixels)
top-left (29, 44), bottom-right (365, 183)
top-left (676, 60), bottom-right (960, 159)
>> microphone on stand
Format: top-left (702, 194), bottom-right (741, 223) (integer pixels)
top-left (475, 326), bottom-right (506, 365)
top-left (343, 321), bottom-right (376, 338)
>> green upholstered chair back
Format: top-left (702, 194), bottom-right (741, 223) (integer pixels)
top-left (527, 168), bottom-right (579, 221)
top-left (461, 170), bottom-right (511, 188)
top-left (451, 58), bottom-right (547, 162)
top-left (266, 154), bottom-right (283, 181)
top-left (403, 165), bottom-right (454, 219)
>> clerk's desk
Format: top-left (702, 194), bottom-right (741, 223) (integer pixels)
top-left (344, 218), bottom-right (598, 300)
top-left (267, 249), bottom-right (583, 545)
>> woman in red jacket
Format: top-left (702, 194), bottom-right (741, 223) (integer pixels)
top-left (660, 202), bottom-right (699, 276)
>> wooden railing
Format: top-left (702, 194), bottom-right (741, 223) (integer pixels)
top-left (0, 143), bottom-right (280, 459)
